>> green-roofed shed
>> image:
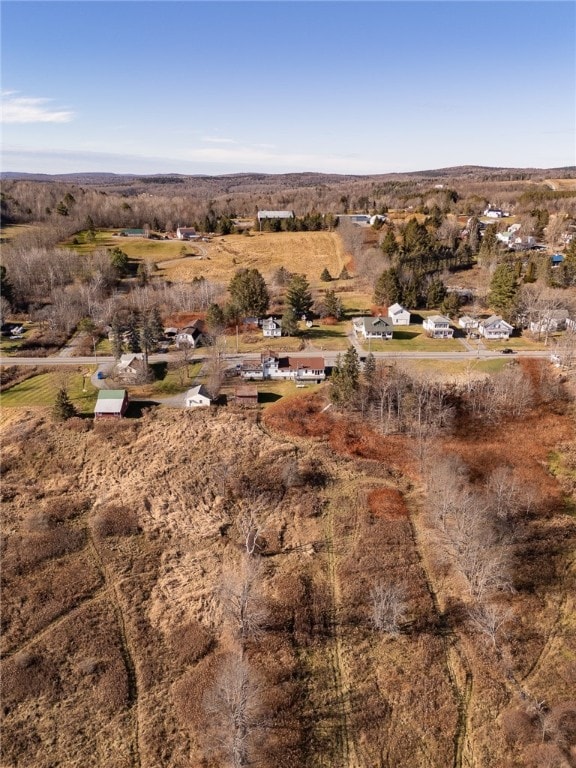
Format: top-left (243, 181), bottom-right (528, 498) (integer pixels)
top-left (94, 389), bottom-right (129, 418)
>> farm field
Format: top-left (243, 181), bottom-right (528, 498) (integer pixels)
top-left (64, 230), bottom-right (349, 288)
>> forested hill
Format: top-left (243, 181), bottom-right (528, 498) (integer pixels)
top-left (2, 165), bottom-right (575, 192)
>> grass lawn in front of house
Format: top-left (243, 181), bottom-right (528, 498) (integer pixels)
top-left (362, 324), bottom-right (463, 352)
top-left (124, 361), bottom-right (204, 398)
top-left (0, 369), bottom-right (98, 413)
top-left (482, 335), bottom-right (550, 351)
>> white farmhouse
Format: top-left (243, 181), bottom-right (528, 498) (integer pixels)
top-left (478, 316), bottom-right (514, 340)
top-left (262, 317), bottom-right (282, 338)
top-left (352, 316), bottom-right (393, 340)
top-left (387, 303), bottom-right (411, 326)
top-left (423, 315), bottom-right (454, 338)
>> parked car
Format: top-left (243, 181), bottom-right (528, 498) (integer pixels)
top-left (501, 348), bottom-right (516, 354)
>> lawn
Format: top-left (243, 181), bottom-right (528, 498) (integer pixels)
top-left (127, 361), bottom-right (203, 398)
top-left (362, 324), bottom-right (463, 352)
top-left (0, 369), bottom-right (98, 413)
top-left (482, 334), bottom-right (550, 351)
top-left (220, 377), bottom-right (324, 407)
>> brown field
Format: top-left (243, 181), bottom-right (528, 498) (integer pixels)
top-left (146, 231), bottom-right (349, 287)
top-left (546, 179), bottom-right (576, 191)
top-left (1, 359), bottom-right (575, 768)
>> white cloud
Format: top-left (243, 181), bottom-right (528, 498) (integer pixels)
top-left (201, 136), bottom-right (238, 145)
top-left (1, 92), bottom-right (74, 124)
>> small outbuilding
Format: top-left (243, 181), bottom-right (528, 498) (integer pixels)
top-left (185, 384), bottom-right (212, 408)
top-left (94, 389), bottom-right (129, 419)
top-left (235, 385), bottom-right (259, 406)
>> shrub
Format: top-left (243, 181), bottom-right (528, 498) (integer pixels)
top-left (91, 504), bottom-right (139, 537)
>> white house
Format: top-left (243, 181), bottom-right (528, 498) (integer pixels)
top-left (483, 207), bottom-right (508, 219)
top-left (185, 385), bottom-right (212, 408)
top-left (352, 316), bottom-right (393, 340)
top-left (423, 315), bottom-right (454, 338)
top-left (387, 303), bottom-right (411, 326)
top-left (458, 315), bottom-right (478, 331)
top-left (262, 317), bottom-right (282, 338)
top-left (176, 320), bottom-right (205, 349)
top-left (176, 226), bottom-right (199, 240)
top-left (478, 315), bottom-right (514, 340)
top-left (116, 353), bottom-right (147, 380)
top-left (529, 309), bottom-right (570, 334)
top-left (241, 352), bottom-right (326, 383)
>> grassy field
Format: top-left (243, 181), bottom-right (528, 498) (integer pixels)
top-left (63, 229), bottom-right (349, 287)
top-left (482, 334), bottom-right (549, 351)
top-left (0, 369), bottom-right (98, 413)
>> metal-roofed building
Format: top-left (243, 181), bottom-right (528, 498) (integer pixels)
top-left (94, 390), bottom-right (129, 419)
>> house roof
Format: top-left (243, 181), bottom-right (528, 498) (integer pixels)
top-left (480, 315), bottom-right (513, 329)
top-left (354, 316), bottom-right (392, 332)
top-left (94, 390), bottom-right (127, 414)
top-left (287, 356), bottom-right (325, 370)
top-left (262, 317), bottom-right (282, 327)
top-left (426, 315), bottom-right (450, 324)
top-left (257, 210), bottom-right (294, 219)
top-left (236, 385), bottom-right (258, 398)
top-left (186, 384), bottom-right (210, 400)
top-left (388, 303), bottom-right (408, 315)
top-left (121, 228), bottom-right (145, 235)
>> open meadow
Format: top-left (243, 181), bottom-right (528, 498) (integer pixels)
top-left (1, 356), bottom-right (575, 768)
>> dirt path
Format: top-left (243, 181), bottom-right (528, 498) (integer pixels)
top-left (404, 494), bottom-right (473, 768)
top-left (87, 528), bottom-right (142, 768)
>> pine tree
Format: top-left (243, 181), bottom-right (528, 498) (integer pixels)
top-left (338, 266), bottom-right (351, 280)
top-left (374, 268), bottom-right (402, 306)
top-left (488, 263), bottom-right (519, 319)
top-left (228, 268), bottom-right (270, 316)
top-left (126, 313), bottom-right (141, 353)
top-left (380, 228), bottom-right (398, 257)
top-left (321, 289), bottom-right (344, 320)
top-left (320, 267), bottom-right (332, 282)
top-left (109, 247), bottom-right (129, 276)
top-left (281, 306), bottom-right (299, 336)
top-left (331, 346), bottom-right (360, 406)
top-left (286, 274), bottom-right (313, 319)
top-left (110, 316), bottom-right (124, 359)
top-left (206, 303), bottom-right (226, 333)
top-left (52, 387), bottom-right (77, 422)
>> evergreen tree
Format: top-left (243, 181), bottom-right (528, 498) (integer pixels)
top-left (363, 352), bottom-right (376, 382)
top-left (206, 303), bottom-right (226, 333)
top-left (479, 224), bottom-right (499, 262)
top-left (425, 278), bottom-right (447, 309)
top-left (0, 265), bottom-right (13, 307)
top-left (52, 387), bottom-right (77, 422)
top-left (488, 263), bottom-right (519, 319)
top-left (109, 247), bottom-right (129, 276)
top-left (338, 266), bottom-right (351, 280)
top-left (281, 306), bottom-right (299, 336)
top-left (126, 312), bottom-right (141, 353)
top-left (228, 268), bottom-right (270, 316)
top-left (560, 238), bottom-right (576, 286)
top-left (286, 274), bottom-right (313, 319)
top-left (467, 216), bottom-right (481, 254)
top-left (320, 267), bottom-right (332, 282)
top-left (321, 289), bottom-right (345, 320)
top-left (110, 316), bottom-right (124, 359)
top-left (380, 228), bottom-right (398, 258)
top-left (374, 268), bottom-right (402, 306)
top-left (331, 346), bottom-right (360, 405)
top-left (523, 260), bottom-right (537, 284)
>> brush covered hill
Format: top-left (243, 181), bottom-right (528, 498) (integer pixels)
top-left (1, 375), bottom-right (576, 767)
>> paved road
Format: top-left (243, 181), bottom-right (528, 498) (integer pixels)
top-left (0, 349), bottom-right (553, 369)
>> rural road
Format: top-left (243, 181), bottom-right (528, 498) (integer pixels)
top-left (0, 349), bottom-right (553, 368)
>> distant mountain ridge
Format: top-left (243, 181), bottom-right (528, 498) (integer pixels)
top-left (2, 165), bottom-right (575, 186)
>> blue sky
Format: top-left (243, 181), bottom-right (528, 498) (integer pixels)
top-left (1, 1), bottom-right (575, 175)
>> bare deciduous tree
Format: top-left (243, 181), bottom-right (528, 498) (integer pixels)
top-left (467, 601), bottom-right (514, 648)
top-left (370, 582), bottom-right (407, 635)
top-left (203, 655), bottom-right (263, 768)
top-left (221, 555), bottom-right (268, 644)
